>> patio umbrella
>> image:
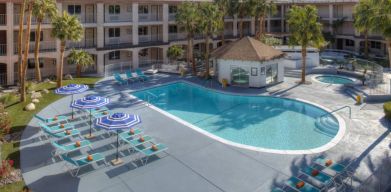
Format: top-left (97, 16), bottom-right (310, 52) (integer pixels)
top-left (95, 112), bottom-right (141, 165)
top-left (55, 84), bottom-right (89, 119)
top-left (71, 95), bottom-right (110, 138)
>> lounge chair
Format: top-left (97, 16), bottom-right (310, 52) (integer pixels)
top-left (312, 157), bottom-right (352, 186)
top-left (41, 126), bottom-right (81, 140)
top-left (285, 177), bottom-right (320, 192)
top-left (61, 153), bottom-right (107, 177)
top-left (119, 129), bottom-right (143, 141)
top-left (114, 73), bottom-right (128, 85)
top-left (300, 166), bottom-right (335, 189)
top-left (135, 143), bottom-right (167, 165)
top-left (122, 135), bottom-right (153, 147)
top-left (51, 140), bottom-right (93, 157)
top-left (125, 70), bottom-right (140, 83)
top-left (34, 114), bottom-right (68, 124)
top-left (135, 69), bottom-right (149, 81)
top-left (39, 122), bottom-right (75, 133)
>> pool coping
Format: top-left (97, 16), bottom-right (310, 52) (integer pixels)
top-left (128, 80), bottom-right (346, 155)
top-left (311, 74), bottom-right (359, 86)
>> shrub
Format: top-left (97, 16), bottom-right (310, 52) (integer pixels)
top-left (383, 102), bottom-right (391, 119)
top-left (0, 93), bottom-right (19, 106)
top-left (0, 103), bottom-right (11, 140)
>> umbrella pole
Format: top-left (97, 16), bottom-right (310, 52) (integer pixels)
top-left (89, 109), bottom-right (92, 136)
top-left (116, 130), bottom-right (119, 160)
top-left (71, 94), bottom-right (74, 119)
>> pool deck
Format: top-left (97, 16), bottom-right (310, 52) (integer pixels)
top-left (20, 73), bottom-right (391, 192)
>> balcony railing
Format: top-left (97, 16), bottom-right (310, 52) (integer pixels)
top-left (0, 14), bottom-right (6, 25)
top-left (14, 14), bottom-right (51, 25)
top-left (168, 33), bottom-right (186, 41)
top-left (74, 13), bottom-right (96, 24)
top-left (139, 14), bottom-right (162, 22)
top-left (105, 15), bottom-right (132, 23)
top-left (0, 44), bottom-right (6, 56)
top-left (67, 39), bottom-right (96, 49)
top-left (104, 38), bottom-right (132, 49)
top-left (14, 41), bottom-right (56, 54)
top-left (139, 35), bottom-right (163, 43)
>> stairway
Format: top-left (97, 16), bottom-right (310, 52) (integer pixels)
top-left (344, 86), bottom-right (366, 100)
top-left (315, 115), bottom-right (339, 136)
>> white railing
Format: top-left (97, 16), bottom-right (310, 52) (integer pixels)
top-left (74, 13), bottom-right (96, 24)
top-left (14, 41), bottom-right (56, 54)
top-left (0, 14), bottom-right (6, 25)
top-left (139, 35), bottom-right (163, 43)
top-left (14, 14), bottom-right (51, 25)
top-left (139, 14), bottom-right (162, 22)
top-left (104, 62), bottom-right (132, 76)
top-left (168, 33), bottom-right (187, 41)
top-left (104, 38), bottom-right (132, 49)
top-left (67, 39), bottom-right (95, 49)
top-left (105, 14), bottom-right (132, 23)
top-left (0, 44), bottom-right (6, 56)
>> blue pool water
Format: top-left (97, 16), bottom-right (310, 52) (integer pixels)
top-left (315, 75), bottom-right (354, 85)
top-left (132, 82), bottom-right (340, 151)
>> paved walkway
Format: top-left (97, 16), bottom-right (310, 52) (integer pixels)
top-left (20, 74), bottom-right (391, 192)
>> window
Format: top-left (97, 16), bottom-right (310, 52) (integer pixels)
top-left (68, 5), bottom-right (81, 15)
top-left (371, 41), bottom-right (382, 49)
top-left (30, 31), bottom-right (43, 42)
top-left (345, 39), bottom-right (354, 47)
top-left (108, 28), bottom-right (120, 38)
top-left (109, 5), bottom-right (120, 14)
top-left (109, 51), bottom-right (120, 60)
top-left (27, 58), bottom-right (44, 69)
top-left (138, 5), bottom-right (148, 14)
top-left (169, 25), bottom-right (177, 33)
top-left (169, 6), bottom-right (177, 14)
top-left (138, 27), bottom-right (148, 35)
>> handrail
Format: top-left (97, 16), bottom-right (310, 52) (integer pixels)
top-left (144, 91), bottom-right (158, 105)
top-left (320, 105), bottom-right (351, 119)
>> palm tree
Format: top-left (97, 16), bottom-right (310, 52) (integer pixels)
top-left (17, 0), bottom-right (26, 101)
top-left (368, 0), bottom-right (391, 68)
top-left (176, 2), bottom-right (200, 74)
top-left (214, 0), bottom-right (229, 45)
top-left (250, 0), bottom-right (276, 39)
top-left (20, 0), bottom-right (34, 102)
top-left (198, 3), bottom-right (224, 79)
top-left (354, 0), bottom-right (373, 58)
top-left (51, 11), bottom-right (83, 87)
top-left (167, 45), bottom-right (184, 69)
top-left (287, 5), bottom-right (326, 83)
top-left (67, 49), bottom-right (95, 77)
top-left (32, 0), bottom-right (58, 82)
top-left (229, 0), bottom-right (249, 38)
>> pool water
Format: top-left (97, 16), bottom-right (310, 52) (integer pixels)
top-left (132, 82), bottom-right (340, 151)
top-left (315, 75), bottom-right (354, 85)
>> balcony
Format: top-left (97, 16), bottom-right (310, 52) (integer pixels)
top-left (74, 13), bottom-right (96, 24)
top-left (0, 14), bottom-right (6, 25)
top-left (105, 15), bottom-right (132, 23)
top-left (104, 38), bottom-right (132, 49)
top-left (14, 41), bottom-right (56, 54)
top-left (168, 33), bottom-right (186, 41)
top-left (139, 35), bottom-right (163, 43)
top-left (0, 44), bottom-right (6, 56)
top-left (67, 39), bottom-right (96, 49)
top-left (139, 14), bottom-right (162, 22)
top-left (14, 14), bottom-right (51, 25)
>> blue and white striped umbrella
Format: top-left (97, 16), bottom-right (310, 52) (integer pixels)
top-left (55, 84), bottom-right (89, 119)
top-left (71, 96), bottom-right (110, 137)
top-left (95, 112), bottom-right (141, 161)
top-left (55, 84), bottom-right (89, 95)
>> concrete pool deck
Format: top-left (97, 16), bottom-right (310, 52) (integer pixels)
top-left (20, 74), bottom-right (391, 192)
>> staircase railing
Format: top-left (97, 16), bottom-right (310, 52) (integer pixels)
top-left (320, 105), bottom-right (352, 119)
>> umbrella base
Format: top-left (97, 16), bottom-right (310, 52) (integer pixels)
top-left (111, 158), bottom-right (123, 166)
top-left (84, 134), bottom-right (95, 139)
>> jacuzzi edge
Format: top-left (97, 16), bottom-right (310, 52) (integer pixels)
top-left (311, 74), bottom-right (359, 85)
top-left (129, 80), bottom-right (347, 155)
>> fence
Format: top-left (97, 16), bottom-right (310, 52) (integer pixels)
top-left (104, 62), bottom-right (132, 76)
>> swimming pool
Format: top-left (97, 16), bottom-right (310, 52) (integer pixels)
top-left (314, 75), bottom-right (355, 85)
top-left (131, 82), bottom-right (343, 153)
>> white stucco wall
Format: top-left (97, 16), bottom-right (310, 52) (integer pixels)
top-left (216, 58), bottom-right (284, 88)
top-left (275, 46), bottom-right (320, 69)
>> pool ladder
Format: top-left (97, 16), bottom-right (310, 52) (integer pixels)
top-left (320, 105), bottom-right (352, 119)
top-left (144, 92), bottom-right (158, 106)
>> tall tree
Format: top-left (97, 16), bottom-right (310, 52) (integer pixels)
top-left (198, 3), bottom-right (224, 79)
top-left (167, 45), bottom-right (184, 68)
top-left (368, 0), bottom-right (391, 68)
top-left (67, 49), bottom-right (95, 77)
top-left (32, 0), bottom-right (58, 82)
top-left (17, 0), bottom-right (26, 101)
top-left (176, 2), bottom-right (200, 74)
top-left (51, 11), bottom-right (83, 87)
top-left (229, 0), bottom-right (249, 38)
top-left (287, 5), bottom-right (326, 83)
top-left (249, 0), bottom-right (276, 39)
top-left (20, 0), bottom-right (34, 102)
top-left (353, 0), bottom-right (373, 58)
top-left (214, 0), bottom-right (229, 45)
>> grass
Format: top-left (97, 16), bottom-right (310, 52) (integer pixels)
top-left (0, 77), bottom-right (102, 191)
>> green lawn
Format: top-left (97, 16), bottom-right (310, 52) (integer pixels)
top-left (0, 77), bottom-right (101, 191)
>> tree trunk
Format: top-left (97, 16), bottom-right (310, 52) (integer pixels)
top-left (205, 35), bottom-right (210, 79)
top-left (257, 16), bottom-right (265, 40)
top-left (364, 31), bottom-right (369, 58)
top-left (186, 35), bottom-right (191, 68)
top-left (239, 16), bottom-right (244, 38)
top-left (301, 47), bottom-right (307, 83)
top-left (21, 2), bottom-right (32, 102)
top-left (34, 19), bottom-right (42, 82)
top-left (190, 36), bottom-right (196, 75)
top-left (76, 64), bottom-right (81, 78)
top-left (17, 0), bottom-right (26, 96)
top-left (387, 39), bottom-right (391, 69)
top-left (57, 42), bottom-right (65, 88)
top-left (220, 16), bottom-right (225, 46)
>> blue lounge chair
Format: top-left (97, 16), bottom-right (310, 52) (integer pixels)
top-left (135, 69), bottom-right (149, 81)
top-left (125, 70), bottom-right (140, 83)
top-left (34, 114), bottom-right (68, 125)
top-left (61, 153), bottom-right (107, 177)
top-left (39, 122), bottom-right (75, 133)
top-left (41, 126), bottom-right (81, 140)
top-left (51, 140), bottom-right (93, 157)
top-left (135, 143), bottom-right (167, 165)
top-left (300, 166), bottom-right (335, 190)
top-left (312, 157), bottom-right (352, 186)
top-left (122, 135), bottom-right (153, 147)
top-left (285, 177), bottom-right (320, 192)
top-left (114, 73), bottom-right (127, 85)
top-left (119, 129), bottom-right (143, 141)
